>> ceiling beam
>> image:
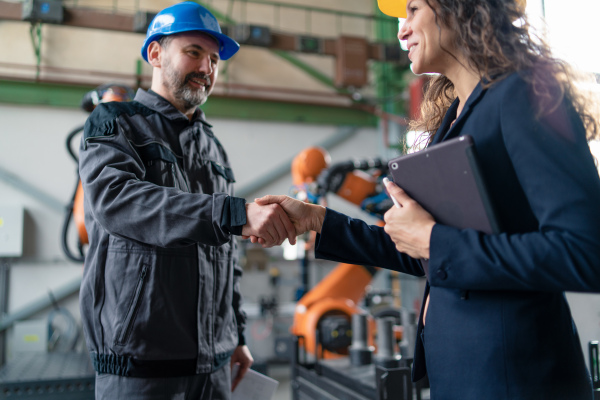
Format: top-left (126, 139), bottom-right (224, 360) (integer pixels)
top-left (0, 1), bottom-right (399, 62)
top-left (0, 78), bottom-right (378, 126)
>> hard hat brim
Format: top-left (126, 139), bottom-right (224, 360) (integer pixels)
top-left (141, 29), bottom-right (240, 62)
top-left (377, 0), bottom-right (407, 19)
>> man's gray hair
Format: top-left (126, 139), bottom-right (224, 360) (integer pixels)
top-left (157, 35), bottom-right (175, 49)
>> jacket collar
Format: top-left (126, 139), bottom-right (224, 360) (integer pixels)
top-left (134, 89), bottom-right (212, 127)
top-left (430, 80), bottom-right (486, 145)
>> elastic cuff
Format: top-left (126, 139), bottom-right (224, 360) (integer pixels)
top-left (221, 196), bottom-right (247, 235)
top-left (238, 332), bottom-right (246, 346)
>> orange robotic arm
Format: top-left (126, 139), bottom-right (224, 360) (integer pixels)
top-left (62, 84), bottom-right (134, 262)
top-left (289, 148), bottom-right (392, 357)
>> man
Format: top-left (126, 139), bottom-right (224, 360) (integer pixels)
top-left (78, 2), bottom-right (295, 398)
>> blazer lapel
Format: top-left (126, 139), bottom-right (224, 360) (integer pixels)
top-left (431, 81), bottom-right (486, 145)
top-left (431, 99), bottom-right (459, 145)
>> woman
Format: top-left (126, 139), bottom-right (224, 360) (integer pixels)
top-left (255, 0), bottom-right (600, 398)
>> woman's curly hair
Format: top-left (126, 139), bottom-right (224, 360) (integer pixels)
top-left (410, 0), bottom-right (599, 143)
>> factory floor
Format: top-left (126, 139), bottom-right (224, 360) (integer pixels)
top-left (266, 363), bottom-right (431, 400)
top-left (269, 364), bottom-right (292, 400)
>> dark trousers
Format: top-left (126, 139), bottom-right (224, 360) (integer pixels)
top-left (95, 366), bottom-right (231, 400)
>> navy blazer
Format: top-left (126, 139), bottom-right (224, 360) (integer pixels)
top-left (315, 72), bottom-right (600, 400)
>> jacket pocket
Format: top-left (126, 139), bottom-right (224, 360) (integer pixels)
top-left (209, 161), bottom-right (235, 183)
top-left (134, 141), bottom-right (185, 190)
top-left (114, 264), bottom-right (149, 346)
top-left (193, 159), bottom-right (235, 194)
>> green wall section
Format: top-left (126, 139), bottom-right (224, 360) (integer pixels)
top-left (202, 97), bottom-right (376, 126)
top-left (0, 80), bottom-right (92, 109)
top-left (0, 79), bottom-right (377, 126)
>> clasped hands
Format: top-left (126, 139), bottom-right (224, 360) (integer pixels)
top-left (240, 197), bottom-right (324, 247)
top-left (242, 180), bottom-right (435, 260)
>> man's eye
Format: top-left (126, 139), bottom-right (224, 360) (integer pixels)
top-left (188, 51), bottom-right (199, 57)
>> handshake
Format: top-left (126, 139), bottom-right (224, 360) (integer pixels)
top-left (241, 181), bottom-right (435, 260)
top-left (240, 195), bottom-right (326, 248)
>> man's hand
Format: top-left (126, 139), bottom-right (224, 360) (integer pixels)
top-left (383, 180), bottom-right (435, 259)
top-left (242, 202), bottom-right (296, 247)
top-left (230, 345), bottom-right (253, 392)
top-left (255, 195), bottom-right (326, 236)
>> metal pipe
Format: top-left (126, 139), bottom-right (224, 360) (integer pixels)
top-left (0, 276), bottom-right (82, 333)
top-left (374, 316), bottom-right (402, 368)
top-left (0, 165), bottom-right (64, 214)
top-left (349, 312), bottom-right (374, 366)
top-left (0, 260), bottom-right (11, 366)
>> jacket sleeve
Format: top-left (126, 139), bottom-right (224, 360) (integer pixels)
top-left (79, 106), bottom-right (232, 248)
top-left (315, 208), bottom-right (425, 276)
top-left (429, 76), bottom-right (600, 292)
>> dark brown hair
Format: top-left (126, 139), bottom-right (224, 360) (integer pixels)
top-left (410, 0), bottom-right (599, 143)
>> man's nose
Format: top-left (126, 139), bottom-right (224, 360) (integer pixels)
top-left (198, 55), bottom-right (213, 74)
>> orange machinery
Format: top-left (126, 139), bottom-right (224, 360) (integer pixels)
top-left (288, 147), bottom-right (396, 358)
top-left (61, 84), bottom-right (134, 262)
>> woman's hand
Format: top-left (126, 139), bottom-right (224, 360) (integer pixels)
top-left (383, 180), bottom-right (436, 259)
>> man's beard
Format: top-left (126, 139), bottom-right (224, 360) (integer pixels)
top-left (162, 57), bottom-right (211, 109)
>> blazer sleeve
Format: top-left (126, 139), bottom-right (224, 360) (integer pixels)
top-left (428, 76), bottom-right (600, 292)
top-left (315, 208), bottom-right (425, 276)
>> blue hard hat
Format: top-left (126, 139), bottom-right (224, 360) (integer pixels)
top-left (141, 1), bottom-right (240, 62)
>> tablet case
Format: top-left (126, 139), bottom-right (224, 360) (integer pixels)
top-left (387, 135), bottom-right (500, 234)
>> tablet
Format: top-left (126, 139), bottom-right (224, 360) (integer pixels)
top-left (387, 135), bottom-right (500, 234)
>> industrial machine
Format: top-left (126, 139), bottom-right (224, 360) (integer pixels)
top-left (289, 147), bottom-right (391, 356)
top-left (287, 147), bottom-right (426, 399)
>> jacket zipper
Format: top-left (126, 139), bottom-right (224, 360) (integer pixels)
top-left (211, 247), bottom-right (217, 367)
top-left (170, 163), bottom-right (179, 190)
top-left (116, 265), bottom-right (149, 345)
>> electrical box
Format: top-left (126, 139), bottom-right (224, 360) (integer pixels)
top-left (0, 206), bottom-right (24, 258)
top-left (21, 0), bottom-right (64, 24)
top-left (335, 36), bottom-right (368, 88)
top-left (11, 320), bottom-right (48, 354)
top-left (133, 11), bottom-right (156, 33)
top-left (233, 24), bottom-right (272, 47)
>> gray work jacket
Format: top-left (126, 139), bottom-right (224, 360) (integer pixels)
top-left (79, 89), bottom-right (247, 378)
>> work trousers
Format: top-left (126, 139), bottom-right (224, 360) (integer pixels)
top-left (94, 365), bottom-right (231, 400)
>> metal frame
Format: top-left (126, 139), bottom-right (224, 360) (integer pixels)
top-left (291, 336), bottom-right (415, 400)
top-left (0, 352), bottom-right (95, 399)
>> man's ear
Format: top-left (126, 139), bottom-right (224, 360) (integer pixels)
top-left (147, 41), bottom-right (162, 67)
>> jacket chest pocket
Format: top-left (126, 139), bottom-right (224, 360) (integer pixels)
top-left (135, 142), bottom-right (185, 190)
top-left (194, 159), bottom-right (235, 194)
